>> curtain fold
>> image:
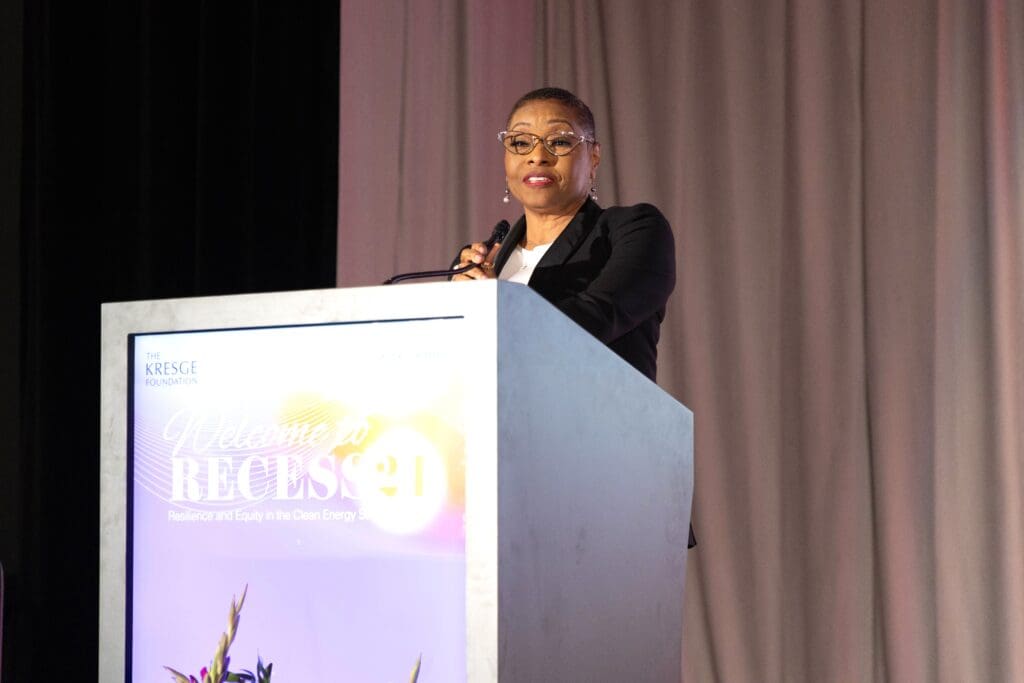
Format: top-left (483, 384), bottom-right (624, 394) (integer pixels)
top-left (337, 0), bottom-right (535, 284)
top-left (336, 1), bottom-right (1024, 680)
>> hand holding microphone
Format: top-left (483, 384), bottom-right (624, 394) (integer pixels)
top-left (383, 220), bottom-right (510, 284)
top-left (450, 222), bottom-right (510, 281)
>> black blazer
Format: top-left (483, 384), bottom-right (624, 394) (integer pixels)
top-left (493, 199), bottom-right (676, 381)
top-left (491, 200), bottom-right (693, 548)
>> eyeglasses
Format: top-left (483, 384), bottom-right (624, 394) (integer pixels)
top-left (497, 130), bottom-right (596, 156)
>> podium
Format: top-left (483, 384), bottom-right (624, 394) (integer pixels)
top-left (100, 280), bottom-right (693, 681)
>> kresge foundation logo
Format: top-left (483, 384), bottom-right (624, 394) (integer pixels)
top-left (142, 351), bottom-right (199, 387)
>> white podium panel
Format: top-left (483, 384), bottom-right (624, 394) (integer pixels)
top-left (100, 281), bottom-right (692, 682)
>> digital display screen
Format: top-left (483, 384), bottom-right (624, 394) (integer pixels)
top-left (128, 317), bottom-right (467, 681)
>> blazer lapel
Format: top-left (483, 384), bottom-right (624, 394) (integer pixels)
top-left (535, 198), bottom-right (601, 269)
top-left (532, 197), bottom-right (602, 288)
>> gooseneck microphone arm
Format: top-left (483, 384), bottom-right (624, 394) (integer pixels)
top-left (383, 220), bottom-right (511, 285)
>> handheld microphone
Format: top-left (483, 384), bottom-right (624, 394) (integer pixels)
top-left (483, 219), bottom-right (512, 250)
top-left (383, 220), bottom-right (511, 284)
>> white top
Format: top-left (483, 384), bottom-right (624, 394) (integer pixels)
top-left (499, 243), bottom-right (553, 285)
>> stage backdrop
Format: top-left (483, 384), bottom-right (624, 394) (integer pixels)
top-left (337, 1), bottom-right (1023, 681)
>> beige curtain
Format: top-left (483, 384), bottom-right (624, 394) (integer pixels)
top-left (338, 1), bottom-right (1024, 680)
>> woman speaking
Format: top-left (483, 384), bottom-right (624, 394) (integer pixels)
top-left (452, 87), bottom-right (676, 383)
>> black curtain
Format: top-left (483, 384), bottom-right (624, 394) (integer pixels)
top-left (1, 3), bottom-right (338, 679)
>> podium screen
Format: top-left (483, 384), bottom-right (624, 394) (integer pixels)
top-left (128, 317), bottom-right (467, 681)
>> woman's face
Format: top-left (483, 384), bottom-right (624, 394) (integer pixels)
top-left (504, 100), bottom-right (601, 217)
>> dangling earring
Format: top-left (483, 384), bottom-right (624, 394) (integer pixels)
top-left (589, 184), bottom-right (598, 201)
top-left (502, 182), bottom-right (511, 204)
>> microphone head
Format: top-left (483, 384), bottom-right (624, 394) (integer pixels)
top-left (493, 220), bottom-right (511, 244)
top-left (483, 220), bottom-right (511, 249)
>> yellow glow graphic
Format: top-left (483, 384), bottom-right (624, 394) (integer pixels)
top-left (350, 427), bottom-right (448, 534)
